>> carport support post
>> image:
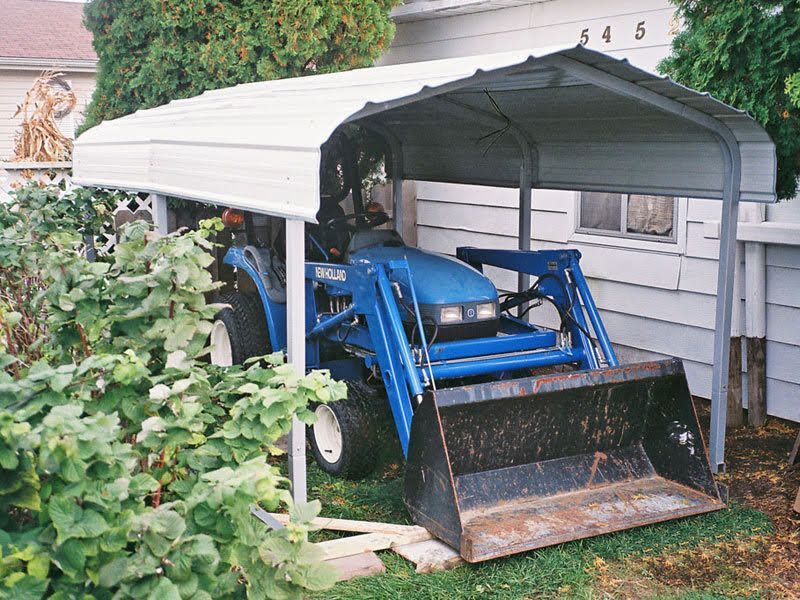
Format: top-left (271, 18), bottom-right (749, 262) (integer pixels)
top-left (518, 168), bottom-right (532, 295)
top-left (286, 218), bottom-right (307, 503)
top-left (709, 168), bottom-right (742, 473)
top-left (152, 193), bottom-right (168, 235)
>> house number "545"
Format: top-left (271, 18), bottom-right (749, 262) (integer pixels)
top-left (579, 21), bottom-right (646, 45)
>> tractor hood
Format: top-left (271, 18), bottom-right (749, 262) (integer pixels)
top-left (349, 245), bottom-right (498, 305)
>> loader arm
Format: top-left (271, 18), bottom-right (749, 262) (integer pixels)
top-left (306, 249), bottom-right (616, 457)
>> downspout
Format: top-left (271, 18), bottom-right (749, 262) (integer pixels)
top-left (743, 204), bottom-right (767, 427)
top-left (727, 240), bottom-right (744, 427)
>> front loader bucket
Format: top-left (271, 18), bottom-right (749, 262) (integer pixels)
top-left (403, 359), bottom-right (724, 562)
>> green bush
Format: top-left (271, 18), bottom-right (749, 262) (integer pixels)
top-left (787, 71), bottom-right (800, 109)
top-left (660, 1), bottom-right (800, 200)
top-left (0, 184), bottom-right (346, 599)
top-left (82, 0), bottom-right (400, 131)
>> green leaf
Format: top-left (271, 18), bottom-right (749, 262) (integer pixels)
top-left (258, 537), bottom-right (295, 565)
top-left (76, 509), bottom-right (110, 539)
top-left (1, 574), bottom-right (49, 600)
top-left (129, 473), bottom-right (160, 496)
top-left (294, 560), bottom-right (339, 591)
top-left (190, 503), bottom-right (217, 528)
top-left (289, 500), bottom-right (321, 525)
top-left (236, 383), bottom-right (260, 395)
top-left (99, 525), bottom-right (129, 554)
top-left (9, 485), bottom-right (41, 511)
top-left (56, 295), bottom-right (75, 312)
top-left (0, 447), bottom-right (19, 469)
top-left (48, 496), bottom-right (81, 544)
top-left (157, 511), bottom-right (186, 540)
top-left (97, 556), bottom-right (128, 588)
top-left (59, 458), bottom-right (83, 483)
top-left (149, 577), bottom-right (182, 600)
top-left (54, 539), bottom-right (86, 578)
top-left (26, 554), bottom-right (50, 579)
top-left (143, 532), bottom-right (172, 557)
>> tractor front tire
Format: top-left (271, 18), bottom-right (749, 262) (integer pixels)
top-left (209, 293), bottom-right (270, 366)
top-left (309, 381), bottom-right (382, 479)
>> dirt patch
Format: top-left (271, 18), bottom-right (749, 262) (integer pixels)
top-left (597, 403), bottom-right (800, 598)
top-left (715, 412), bottom-right (800, 596)
top-left (596, 535), bottom-right (777, 599)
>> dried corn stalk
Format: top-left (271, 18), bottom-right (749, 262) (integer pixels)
top-left (11, 71), bottom-right (77, 162)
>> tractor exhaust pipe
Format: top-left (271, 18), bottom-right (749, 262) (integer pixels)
top-left (403, 359), bottom-right (724, 562)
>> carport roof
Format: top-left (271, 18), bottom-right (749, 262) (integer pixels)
top-left (72, 44), bottom-right (776, 221)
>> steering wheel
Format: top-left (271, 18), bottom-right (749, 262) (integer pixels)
top-left (324, 211), bottom-right (391, 232)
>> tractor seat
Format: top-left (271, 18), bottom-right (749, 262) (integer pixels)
top-left (345, 229), bottom-right (405, 261)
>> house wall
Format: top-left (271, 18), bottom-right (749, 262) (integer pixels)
top-left (383, 0), bottom-right (800, 422)
top-left (0, 68), bottom-right (96, 160)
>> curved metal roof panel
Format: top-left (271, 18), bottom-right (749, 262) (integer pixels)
top-left (73, 44), bottom-right (776, 221)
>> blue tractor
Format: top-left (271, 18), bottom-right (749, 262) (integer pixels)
top-left (209, 134), bottom-right (723, 562)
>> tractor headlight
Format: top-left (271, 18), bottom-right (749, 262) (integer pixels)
top-left (439, 305), bottom-right (463, 324)
top-left (476, 302), bottom-right (496, 320)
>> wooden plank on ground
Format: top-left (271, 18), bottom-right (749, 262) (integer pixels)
top-left (326, 552), bottom-right (386, 581)
top-left (317, 529), bottom-right (433, 560)
top-left (392, 539), bottom-right (464, 573)
top-left (789, 430), bottom-right (800, 465)
top-left (265, 512), bottom-right (424, 536)
top-left (794, 486), bottom-right (800, 514)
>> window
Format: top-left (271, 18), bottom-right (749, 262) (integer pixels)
top-left (578, 192), bottom-right (677, 242)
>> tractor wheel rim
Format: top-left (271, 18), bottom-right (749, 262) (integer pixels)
top-left (313, 405), bottom-right (343, 464)
top-left (209, 320), bottom-right (233, 367)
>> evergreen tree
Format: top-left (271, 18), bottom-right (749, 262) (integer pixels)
top-left (82, 0), bottom-right (398, 132)
top-left (660, 1), bottom-right (800, 199)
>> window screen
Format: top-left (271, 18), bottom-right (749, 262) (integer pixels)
top-left (579, 192), bottom-right (622, 232)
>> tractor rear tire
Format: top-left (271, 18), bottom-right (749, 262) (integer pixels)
top-left (309, 381), bottom-right (382, 479)
top-left (209, 292), bottom-right (270, 366)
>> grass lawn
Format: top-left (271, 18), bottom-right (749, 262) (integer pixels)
top-left (300, 443), bottom-right (775, 600)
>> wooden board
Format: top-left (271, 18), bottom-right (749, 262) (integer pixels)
top-left (794, 486), bottom-right (800, 514)
top-left (317, 529), bottom-right (433, 560)
top-left (392, 539), bottom-right (464, 573)
top-left (789, 430), bottom-right (800, 465)
top-left (265, 512), bottom-right (425, 536)
top-left (327, 552), bottom-right (386, 581)
top-left (746, 336), bottom-right (767, 428)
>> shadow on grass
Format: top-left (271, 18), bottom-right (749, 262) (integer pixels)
top-left (301, 448), bottom-right (771, 600)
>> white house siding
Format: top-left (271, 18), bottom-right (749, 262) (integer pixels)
top-left (0, 69), bottom-right (96, 160)
top-left (384, 0), bottom-right (800, 422)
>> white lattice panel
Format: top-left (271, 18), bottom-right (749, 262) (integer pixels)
top-left (0, 161), bottom-right (153, 253)
top-left (0, 161), bottom-right (73, 200)
top-left (98, 193), bottom-right (154, 253)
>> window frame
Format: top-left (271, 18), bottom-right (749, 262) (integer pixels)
top-left (570, 192), bottom-right (688, 255)
top-left (576, 191), bottom-right (679, 243)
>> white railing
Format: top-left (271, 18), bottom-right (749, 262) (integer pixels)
top-left (0, 161), bottom-right (73, 199)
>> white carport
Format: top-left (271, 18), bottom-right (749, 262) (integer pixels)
top-left (73, 44), bottom-right (777, 499)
